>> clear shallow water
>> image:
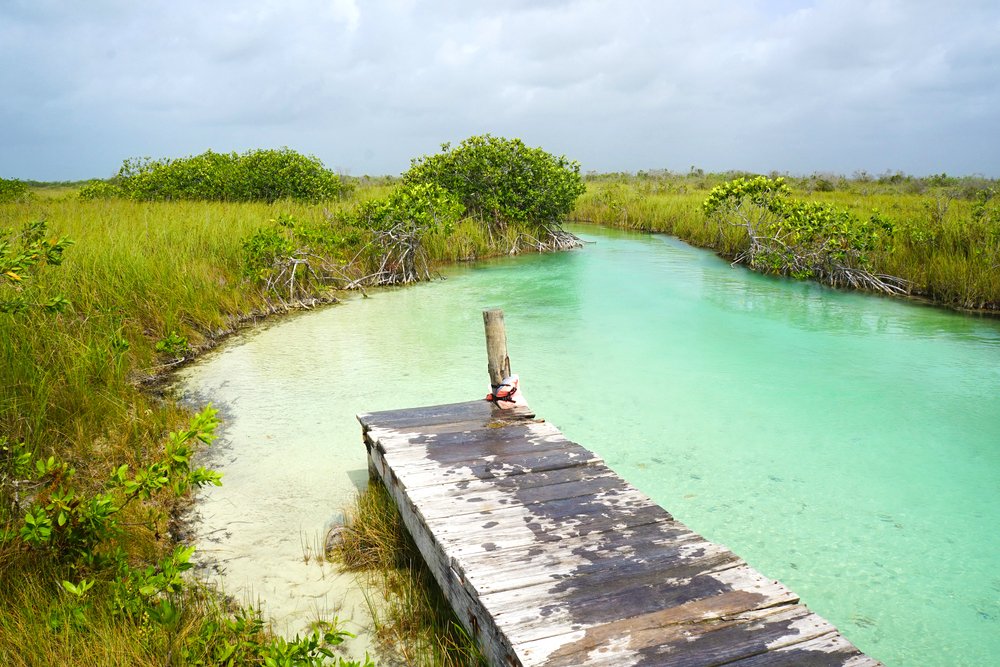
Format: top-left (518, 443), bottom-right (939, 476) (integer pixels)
top-left (177, 225), bottom-right (1000, 666)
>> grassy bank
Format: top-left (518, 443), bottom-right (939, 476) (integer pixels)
top-left (0, 185), bottom-right (555, 665)
top-left (1, 137), bottom-right (586, 665)
top-left (572, 171), bottom-right (1000, 312)
top-left (0, 194), bottom-right (350, 665)
top-left (332, 482), bottom-right (485, 667)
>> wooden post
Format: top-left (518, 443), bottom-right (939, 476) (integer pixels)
top-left (482, 308), bottom-right (511, 391)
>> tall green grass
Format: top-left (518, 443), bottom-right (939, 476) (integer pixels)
top-left (332, 482), bottom-right (486, 667)
top-left (572, 172), bottom-right (1000, 312)
top-left (1, 185), bottom-right (569, 664)
top-left (1, 194), bottom-right (377, 664)
top-left (0, 552), bottom-right (280, 667)
top-left (2, 198), bottom-right (327, 454)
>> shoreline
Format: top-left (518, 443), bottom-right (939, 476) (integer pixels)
top-left (569, 218), bottom-right (1000, 318)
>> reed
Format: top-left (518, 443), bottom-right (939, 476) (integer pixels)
top-left (332, 481), bottom-right (486, 667)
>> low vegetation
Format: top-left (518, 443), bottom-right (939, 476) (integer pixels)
top-left (331, 482), bottom-right (486, 667)
top-left (0, 203), bottom-right (377, 666)
top-left (573, 170), bottom-right (1000, 312)
top-left (78, 148), bottom-right (348, 203)
top-left (0, 137), bottom-right (584, 665)
top-left (0, 177), bottom-right (33, 204)
top-left (403, 135), bottom-right (585, 252)
top-left (702, 176), bottom-right (908, 294)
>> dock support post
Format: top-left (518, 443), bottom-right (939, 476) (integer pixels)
top-left (482, 308), bottom-right (511, 392)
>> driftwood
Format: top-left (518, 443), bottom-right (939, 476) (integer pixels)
top-left (260, 251), bottom-right (356, 304)
top-left (349, 223), bottom-right (583, 288)
top-left (727, 206), bottom-right (911, 296)
top-left (256, 222), bottom-right (583, 304)
top-left (504, 225), bottom-right (583, 255)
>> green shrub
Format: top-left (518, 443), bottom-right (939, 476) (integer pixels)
top-left (240, 212), bottom-right (370, 300)
top-left (116, 148), bottom-right (346, 203)
top-left (352, 182), bottom-right (463, 236)
top-left (0, 178), bottom-right (32, 203)
top-left (346, 182), bottom-right (464, 284)
top-left (402, 135), bottom-right (585, 231)
top-left (703, 176), bottom-right (906, 292)
top-left (77, 181), bottom-right (125, 200)
top-left (239, 148), bottom-right (348, 203)
top-left (0, 219), bottom-right (73, 314)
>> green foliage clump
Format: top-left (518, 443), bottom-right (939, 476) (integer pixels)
top-left (239, 184), bottom-right (466, 295)
top-left (702, 175), bottom-right (792, 218)
top-left (0, 219), bottom-right (73, 314)
top-left (7, 407), bottom-right (222, 565)
top-left (243, 222), bottom-right (297, 281)
top-left (237, 148), bottom-right (348, 204)
top-left (353, 182), bottom-right (463, 236)
top-left (0, 178), bottom-right (33, 203)
top-left (971, 187), bottom-right (1000, 235)
top-left (174, 608), bottom-right (372, 667)
top-left (77, 180), bottom-right (124, 200)
top-left (347, 182), bottom-right (465, 284)
top-left (2, 409), bottom-right (222, 651)
top-left (116, 148), bottom-right (346, 203)
top-left (402, 135), bottom-right (585, 231)
top-left (241, 213), bottom-right (364, 301)
top-left (154, 330), bottom-right (190, 358)
top-left (703, 176), bottom-right (905, 292)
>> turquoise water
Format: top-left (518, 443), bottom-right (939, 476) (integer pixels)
top-left (179, 225), bottom-right (1000, 665)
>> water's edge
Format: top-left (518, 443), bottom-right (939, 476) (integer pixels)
top-left (174, 224), bottom-right (1000, 667)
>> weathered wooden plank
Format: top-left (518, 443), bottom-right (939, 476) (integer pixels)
top-left (414, 470), bottom-right (634, 521)
top-left (432, 499), bottom-right (672, 559)
top-left (487, 562), bottom-right (795, 649)
top-left (424, 484), bottom-right (662, 532)
top-left (485, 550), bottom-right (749, 642)
top-left (369, 421), bottom-right (580, 465)
top-left (406, 464), bottom-right (623, 516)
top-left (513, 597), bottom-right (788, 666)
top-left (725, 632), bottom-right (881, 667)
top-left (366, 435), bottom-right (523, 665)
top-left (373, 421), bottom-right (579, 465)
top-left (372, 431), bottom-right (645, 597)
top-left (383, 446), bottom-right (604, 491)
top-left (517, 605), bottom-right (842, 667)
top-left (359, 400), bottom-right (532, 431)
top-left (372, 415), bottom-right (559, 447)
top-left (453, 527), bottom-right (722, 597)
top-left (358, 400), bottom-right (494, 430)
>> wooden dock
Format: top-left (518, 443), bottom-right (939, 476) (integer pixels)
top-left (358, 399), bottom-right (880, 667)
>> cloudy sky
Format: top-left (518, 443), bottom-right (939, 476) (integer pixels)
top-left (2, 0), bottom-right (999, 181)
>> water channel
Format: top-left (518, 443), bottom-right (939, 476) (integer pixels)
top-left (175, 224), bottom-right (1000, 666)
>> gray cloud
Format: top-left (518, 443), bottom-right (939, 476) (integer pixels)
top-left (1, 0), bottom-right (998, 180)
